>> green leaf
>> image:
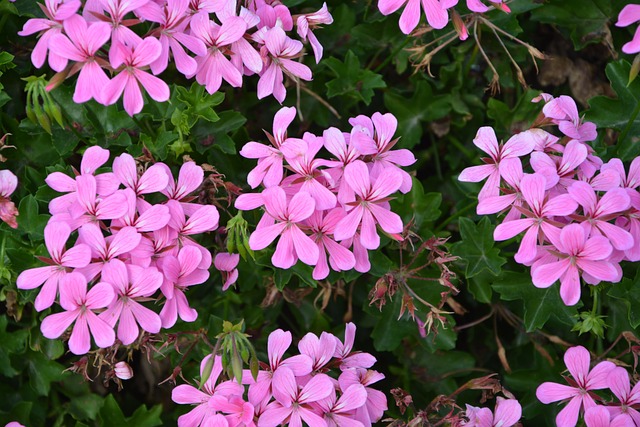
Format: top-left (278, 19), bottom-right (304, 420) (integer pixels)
top-left (99, 395), bottom-right (162, 427)
top-left (27, 351), bottom-right (66, 396)
top-left (451, 217), bottom-right (506, 278)
top-left (529, 0), bottom-right (611, 50)
top-left (324, 50), bottom-right (386, 105)
top-left (492, 272), bottom-right (579, 331)
top-left (369, 296), bottom-right (417, 352)
top-left (587, 60), bottom-right (640, 160)
top-left (0, 315), bottom-right (29, 377)
top-left (397, 178), bottom-right (442, 233)
top-left (68, 394), bottom-right (104, 421)
top-left (17, 195), bottom-right (49, 240)
top-left (384, 80), bottom-right (452, 149)
top-left (607, 270), bottom-right (640, 328)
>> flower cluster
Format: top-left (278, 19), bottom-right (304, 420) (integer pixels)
top-left (16, 146), bottom-right (236, 354)
top-left (19, 0), bottom-right (333, 115)
top-left (617, 4), bottom-right (640, 54)
top-left (172, 323), bottom-right (387, 427)
top-left (235, 107), bottom-right (416, 280)
top-left (536, 345), bottom-right (640, 427)
top-left (459, 94), bottom-right (640, 306)
top-left (0, 169), bottom-right (18, 229)
top-left (377, 0), bottom-right (510, 36)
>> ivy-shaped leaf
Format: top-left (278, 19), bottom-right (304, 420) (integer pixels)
top-left (324, 50), bottom-right (386, 105)
top-left (607, 269), bottom-right (640, 328)
top-left (451, 217), bottom-right (506, 278)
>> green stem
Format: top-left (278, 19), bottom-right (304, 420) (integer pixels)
top-left (373, 37), bottom-right (412, 74)
top-left (435, 201), bottom-right (476, 232)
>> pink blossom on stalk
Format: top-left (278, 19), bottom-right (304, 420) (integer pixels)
top-left (466, 0), bottom-right (510, 13)
top-left (567, 182), bottom-right (634, 251)
top-left (542, 96), bottom-right (597, 142)
top-left (17, 0), bottom-right (81, 69)
top-left (257, 26), bottom-right (312, 103)
top-left (306, 209), bottom-right (355, 281)
top-left (492, 173), bottom-right (578, 264)
top-left (0, 169), bottom-right (18, 229)
top-left (258, 368), bottom-right (333, 427)
top-left (584, 407), bottom-right (634, 427)
top-left (338, 369), bottom-right (387, 427)
top-left (141, 0), bottom-right (207, 76)
top-left (296, 3), bottom-right (333, 63)
top-left (463, 398), bottom-right (521, 427)
top-left (190, 12), bottom-right (247, 94)
top-left (321, 127), bottom-right (361, 204)
top-left (47, 15), bottom-right (111, 103)
top-left (40, 272), bottom-right (115, 355)
top-left (616, 5), bottom-right (640, 54)
top-left (114, 361), bottom-right (134, 380)
top-left (76, 223), bottom-right (141, 280)
top-left (214, 252), bottom-right (240, 290)
top-left (93, 0), bottom-right (149, 45)
top-left (458, 127), bottom-right (535, 200)
top-left (476, 156), bottom-right (524, 220)
top-left (530, 140), bottom-right (589, 190)
top-left (102, 37), bottom-right (170, 116)
top-left (315, 384), bottom-right (368, 427)
top-left (333, 160), bottom-right (404, 250)
top-left (17, 221), bottom-right (91, 311)
top-left (172, 355), bottom-right (244, 427)
top-left (333, 322), bottom-right (376, 370)
top-left (349, 113), bottom-right (416, 193)
top-left (249, 187), bottom-right (319, 269)
top-left (605, 367), bottom-right (640, 424)
top-left (536, 346), bottom-right (616, 427)
top-left (98, 259), bottom-right (163, 345)
top-left (377, 0), bottom-right (458, 34)
top-left (113, 153), bottom-right (170, 197)
top-left (239, 106), bottom-right (305, 189)
top-left (253, 1), bottom-right (294, 31)
top-left (112, 189), bottom-right (171, 232)
top-left (531, 223), bottom-right (618, 306)
top-left (298, 331), bottom-right (337, 373)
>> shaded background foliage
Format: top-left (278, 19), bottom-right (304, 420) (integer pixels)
top-left (0, 0), bottom-right (639, 425)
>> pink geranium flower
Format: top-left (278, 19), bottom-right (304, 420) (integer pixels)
top-left (584, 407), bottom-right (634, 427)
top-left (0, 169), bottom-right (18, 229)
top-left (296, 2), bottom-right (333, 63)
top-left (531, 223), bottom-right (618, 306)
top-left (98, 259), bottom-right (163, 345)
top-left (459, 126), bottom-right (535, 200)
top-left (48, 15), bottom-right (111, 103)
top-left (542, 96), bottom-right (597, 142)
top-left (257, 26), bottom-right (312, 103)
top-left (102, 37), bottom-right (170, 116)
top-left (315, 384), bottom-right (368, 427)
top-left (113, 153), bottom-right (170, 197)
top-left (338, 369), bottom-right (387, 426)
top-left (306, 209), bottom-right (355, 280)
top-left (536, 346), bottom-right (616, 427)
top-left (463, 398), bottom-right (521, 427)
top-left (378, 0), bottom-right (458, 34)
top-left (40, 272), bottom-right (115, 355)
top-left (616, 4), bottom-right (640, 54)
top-left (333, 160), bottom-right (404, 250)
top-left (606, 367), bottom-right (640, 424)
top-left (249, 186), bottom-right (319, 269)
top-left (214, 252), bottom-right (240, 291)
top-left (17, 221), bottom-right (91, 311)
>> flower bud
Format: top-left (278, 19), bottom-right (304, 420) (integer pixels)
top-left (114, 361), bottom-right (133, 380)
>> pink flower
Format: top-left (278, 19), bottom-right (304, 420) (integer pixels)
top-left (257, 26), bottom-right (312, 103)
top-left (161, 161), bottom-right (204, 201)
top-left (466, 0), bottom-right (510, 13)
top-left (463, 398), bottom-right (521, 427)
top-left (76, 223), bottom-right (141, 281)
top-left (306, 209), bottom-right (355, 281)
top-left (333, 322), bottom-right (376, 371)
top-left (584, 407), bottom-right (634, 427)
top-left (296, 3), bottom-right (333, 63)
top-left (258, 368), bottom-right (333, 427)
top-left (40, 272), bottom-right (115, 355)
top-left (378, 0), bottom-right (458, 34)
top-left (616, 4), bottom-right (640, 54)
top-left (542, 96), bottom-right (597, 142)
top-left (338, 369), bottom-right (387, 426)
top-left (172, 354), bottom-right (244, 427)
top-left (530, 140), bottom-right (589, 190)
top-left (102, 37), bottom-right (170, 116)
top-left (190, 12), bottom-right (247, 94)
top-left (315, 384), bottom-right (368, 427)
top-left (458, 127), bottom-right (535, 200)
top-left (114, 361), bottom-right (134, 380)
top-left (48, 15), bottom-right (111, 103)
top-left (17, 221), bottom-right (91, 311)
top-left (18, 0), bottom-right (81, 69)
top-left (98, 259), bottom-right (163, 345)
top-left (214, 252), bottom-right (240, 290)
top-left (248, 186), bottom-right (319, 269)
top-left (113, 153), bottom-right (170, 197)
top-left (0, 169), bottom-right (18, 229)
top-left (333, 160), bottom-right (404, 250)
top-left (92, 0), bottom-right (148, 45)
top-left (606, 367), bottom-right (640, 424)
top-left (532, 223), bottom-right (618, 306)
top-left (536, 346), bottom-right (616, 427)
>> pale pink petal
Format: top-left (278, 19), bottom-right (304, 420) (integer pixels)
top-left (41, 310), bottom-right (79, 339)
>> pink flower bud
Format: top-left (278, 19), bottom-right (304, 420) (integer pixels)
top-left (114, 361), bottom-right (133, 380)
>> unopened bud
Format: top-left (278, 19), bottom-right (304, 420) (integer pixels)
top-left (114, 361), bottom-right (133, 380)
top-left (451, 10), bottom-right (468, 41)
